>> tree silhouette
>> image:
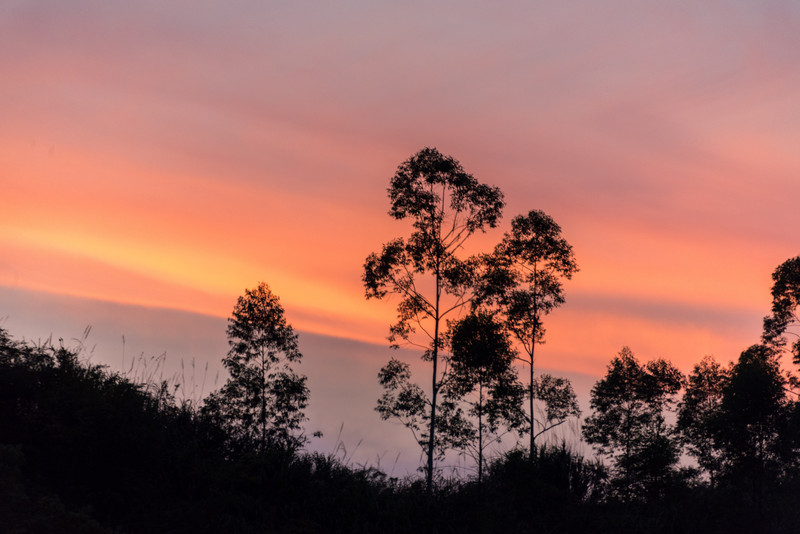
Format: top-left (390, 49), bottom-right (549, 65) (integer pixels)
top-left (677, 355), bottom-right (728, 486)
top-left (203, 282), bottom-right (308, 452)
top-left (480, 209), bottom-right (578, 456)
top-left (446, 312), bottom-right (525, 483)
top-left (582, 347), bottom-right (683, 500)
top-left (364, 147), bottom-right (504, 494)
top-left (714, 345), bottom-right (788, 500)
top-left (763, 257), bottom-right (800, 365)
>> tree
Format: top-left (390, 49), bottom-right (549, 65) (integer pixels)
top-left (677, 355), bottom-right (728, 486)
top-left (364, 147), bottom-right (504, 494)
top-left (714, 345), bottom-right (788, 497)
top-left (445, 312), bottom-right (525, 483)
top-left (582, 347), bottom-right (684, 500)
top-left (762, 257), bottom-right (800, 365)
top-left (202, 282), bottom-right (309, 452)
top-left (480, 209), bottom-right (578, 456)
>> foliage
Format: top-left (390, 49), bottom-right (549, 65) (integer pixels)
top-left (479, 209), bottom-right (579, 454)
top-left (202, 282), bottom-right (309, 453)
top-left (532, 373), bottom-right (581, 440)
top-left (763, 256), bottom-right (800, 365)
top-left (376, 357), bottom-right (473, 462)
top-left (365, 147), bottom-right (504, 493)
top-left (483, 210), bottom-right (579, 357)
top-left (445, 312), bottom-right (526, 481)
top-left (714, 345), bottom-right (789, 497)
top-left (677, 355), bottom-right (728, 485)
top-left (0, 328), bottom-right (226, 532)
top-left (488, 444), bottom-right (607, 505)
top-left (583, 347), bottom-right (684, 500)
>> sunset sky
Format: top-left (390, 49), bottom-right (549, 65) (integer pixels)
top-left (2, 1), bottom-right (800, 471)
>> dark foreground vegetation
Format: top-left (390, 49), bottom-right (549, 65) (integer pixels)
top-left (4, 323), bottom-right (800, 534)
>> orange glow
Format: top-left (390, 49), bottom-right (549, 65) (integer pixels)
top-left (1, 135), bottom-right (400, 344)
top-left (0, 127), bottom-right (785, 374)
top-left (539, 305), bottom-right (763, 377)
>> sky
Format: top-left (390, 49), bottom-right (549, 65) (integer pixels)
top-left (2, 0), bottom-right (800, 473)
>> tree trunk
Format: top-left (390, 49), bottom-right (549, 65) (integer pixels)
top-left (529, 332), bottom-right (536, 460)
top-left (261, 350), bottom-right (267, 452)
top-left (478, 382), bottom-right (484, 485)
top-left (427, 268), bottom-right (442, 496)
top-left (529, 279), bottom-right (539, 460)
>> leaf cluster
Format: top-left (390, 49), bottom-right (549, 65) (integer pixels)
top-left (388, 147), bottom-right (504, 236)
top-left (364, 148), bottom-right (504, 351)
top-left (479, 209), bottom-right (578, 359)
top-left (715, 345), bottom-right (789, 479)
top-left (676, 355), bottom-right (728, 482)
top-left (763, 256), bottom-right (800, 364)
top-left (364, 239), bottom-right (480, 348)
top-left (532, 374), bottom-right (581, 437)
top-left (583, 347), bottom-right (683, 499)
top-left (376, 358), bottom-right (473, 460)
top-left (444, 313), bottom-right (526, 473)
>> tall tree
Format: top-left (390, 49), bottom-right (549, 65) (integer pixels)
top-left (677, 355), bottom-right (728, 486)
top-left (714, 345), bottom-right (788, 498)
top-left (480, 209), bottom-right (578, 456)
top-left (202, 282), bottom-right (309, 452)
top-left (762, 257), bottom-right (800, 365)
top-left (446, 312), bottom-right (525, 483)
top-left (364, 147), bottom-right (504, 494)
top-left (582, 347), bottom-right (684, 500)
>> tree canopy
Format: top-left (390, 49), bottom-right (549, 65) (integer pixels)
top-left (479, 209), bottom-right (579, 455)
top-left (677, 355), bottom-right (728, 485)
top-left (203, 282), bottom-right (309, 452)
top-left (763, 256), bottom-right (800, 365)
top-left (714, 345), bottom-right (789, 495)
top-left (583, 347), bottom-right (683, 500)
top-left (446, 312), bottom-right (525, 482)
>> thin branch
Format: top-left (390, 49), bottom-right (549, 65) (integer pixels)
top-left (441, 294), bottom-right (473, 318)
top-left (415, 320), bottom-right (435, 342)
top-left (534, 419), bottom-right (568, 439)
top-left (397, 263), bottom-right (435, 314)
top-left (394, 339), bottom-right (430, 351)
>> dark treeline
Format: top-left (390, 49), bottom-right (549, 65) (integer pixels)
top-left (3, 149), bottom-right (800, 532)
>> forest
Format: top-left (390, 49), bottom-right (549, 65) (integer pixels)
top-left (3, 148), bottom-right (800, 533)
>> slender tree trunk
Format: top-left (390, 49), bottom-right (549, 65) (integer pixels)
top-left (623, 403), bottom-right (633, 501)
top-left (529, 278), bottom-right (539, 460)
top-left (529, 340), bottom-right (535, 459)
top-left (261, 351), bottom-right (267, 452)
top-left (427, 268), bottom-right (441, 496)
top-left (478, 382), bottom-right (484, 485)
